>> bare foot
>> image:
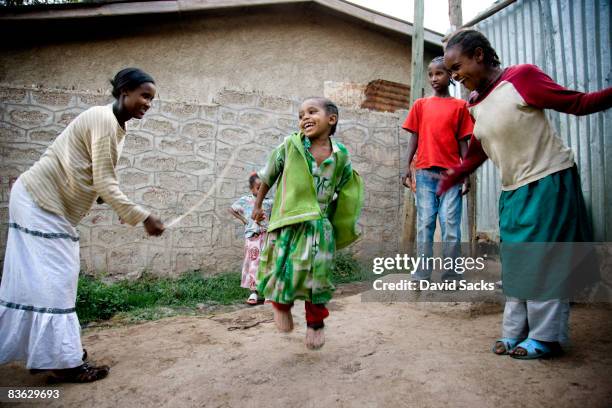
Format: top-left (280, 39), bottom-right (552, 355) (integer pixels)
top-left (273, 308), bottom-right (294, 332)
top-left (305, 327), bottom-right (325, 350)
top-left (508, 340), bottom-right (562, 358)
top-left (510, 346), bottom-right (527, 357)
top-left (493, 341), bottom-right (509, 355)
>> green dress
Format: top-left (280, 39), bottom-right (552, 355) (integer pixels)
top-left (257, 136), bottom-right (353, 305)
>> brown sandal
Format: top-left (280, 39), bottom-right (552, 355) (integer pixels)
top-left (29, 349), bottom-right (89, 375)
top-left (49, 363), bottom-right (110, 383)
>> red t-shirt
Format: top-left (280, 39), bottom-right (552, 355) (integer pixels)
top-left (402, 96), bottom-right (474, 169)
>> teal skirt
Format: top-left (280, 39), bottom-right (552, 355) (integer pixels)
top-left (499, 166), bottom-right (597, 300)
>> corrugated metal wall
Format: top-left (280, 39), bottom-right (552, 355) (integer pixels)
top-left (473, 0), bottom-right (612, 241)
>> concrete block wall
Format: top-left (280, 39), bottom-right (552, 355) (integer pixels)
top-left (0, 85), bottom-right (404, 279)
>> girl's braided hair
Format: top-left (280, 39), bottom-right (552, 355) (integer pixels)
top-left (429, 56), bottom-right (455, 85)
top-left (446, 29), bottom-right (501, 67)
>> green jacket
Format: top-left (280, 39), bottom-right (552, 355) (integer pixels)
top-left (267, 132), bottom-right (364, 249)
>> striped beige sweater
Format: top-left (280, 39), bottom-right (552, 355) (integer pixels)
top-left (20, 104), bottom-right (150, 226)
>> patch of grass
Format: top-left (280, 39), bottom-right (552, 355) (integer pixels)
top-left (76, 271), bottom-right (248, 324)
top-left (331, 251), bottom-right (369, 284)
top-left (76, 252), bottom-right (368, 324)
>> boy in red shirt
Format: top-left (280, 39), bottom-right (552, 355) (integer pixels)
top-left (402, 56), bottom-right (474, 281)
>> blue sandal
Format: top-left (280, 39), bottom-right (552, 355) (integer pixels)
top-left (510, 338), bottom-right (562, 360)
top-left (492, 338), bottom-right (523, 355)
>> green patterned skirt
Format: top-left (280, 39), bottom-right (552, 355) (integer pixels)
top-left (257, 217), bottom-right (335, 305)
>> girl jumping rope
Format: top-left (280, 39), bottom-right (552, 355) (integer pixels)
top-left (439, 30), bottom-right (611, 359)
top-left (229, 172), bottom-right (273, 305)
top-left (251, 97), bottom-right (363, 350)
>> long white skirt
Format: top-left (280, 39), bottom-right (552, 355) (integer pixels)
top-left (0, 178), bottom-right (84, 369)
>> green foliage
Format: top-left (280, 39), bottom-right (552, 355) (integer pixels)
top-left (330, 251), bottom-right (368, 284)
top-left (76, 253), bottom-right (367, 324)
top-left (76, 271), bottom-right (249, 324)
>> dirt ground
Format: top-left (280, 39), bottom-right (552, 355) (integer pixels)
top-left (1, 284), bottom-right (611, 408)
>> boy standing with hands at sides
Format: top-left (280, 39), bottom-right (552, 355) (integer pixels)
top-left (229, 172), bottom-right (273, 305)
top-left (251, 97), bottom-right (363, 350)
top-left (402, 56), bottom-right (474, 282)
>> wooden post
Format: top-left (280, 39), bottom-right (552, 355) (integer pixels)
top-left (448, 0), bottom-right (462, 32)
top-left (400, 0), bottom-right (425, 252)
top-left (448, 0), bottom-right (477, 244)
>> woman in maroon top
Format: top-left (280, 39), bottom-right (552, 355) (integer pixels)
top-left (439, 29), bottom-right (611, 359)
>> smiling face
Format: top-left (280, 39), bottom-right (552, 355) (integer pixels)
top-left (121, 82), bottom-right (156, 119)
top-left (443, 45), bottom-right (487, 92)
top-left (298, 99), bottom-right (337, 139)
top-left (427, 60), bottom-right (451, 93)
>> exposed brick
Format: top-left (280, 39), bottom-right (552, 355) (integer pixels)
top-left (31, 90), bottom-right (74, 107)
top-left (9, 108), bottom-right (52, 127)
top-left (80, 208), bottom-right (114, 227)
top-left (0, 87), bottom-right (27, 103)
top-left (161, 101), bottom-right (199, 118)
top-left (157, 137), bottom-right (194, 155)
top-left (176, 156), bottom-right (214, 175)
top-left (147, 248), bottom-right (172, 276)
top-left (157, 172), bottom-right (198, 191)
top-left (117, 156), bottom-right (131, 169)
top-left (142, 117), bottom-right (177, 135)
top-left (237, 144), bottom-right (269, 165)
top-left (159, 209), bottom-right (199, 228)
top-left (107, 244), bottom-right (148, 277)
top-left (29, 126), bottom-right (62, 143)
top-left (2, 145), bottom-right (44, 163)
top-left (123, 134), bottom-right (153, 154)
top-left (218, 127), bottom-right (253, 146)
top-left (0, 87), bottom-right (404, 279)
top-left (55, 109), bottom-right (84, 127)
top-left (196, 140), bottom-right (215, 159)
top-left (258, 128), bottom-right (285, 147)
top-left (181, 121), bottom-right (215, 139)
top-left (238, 110), bottom-right (274, 129)
top-left (173, 227), bottom-right (213, 248)
top-left (140, 187), bottom-right (177, 209)
top-left (135, 154), bottom-right (176, 171)
top-left (324, 81), bottom-right (367, 108)
top-left (214, 89), bottom-right (258, 107)
top-left (119, 169), bottom-right (153, 189)
top-left (77, 93), bottom-right (113, 107)
top-left (178, 192), bottom-right (214, 213)
top-left (361, 143), bottom-right (398, 166)
top-left (215, 160), bottom-right (248, 180)
top-left (0, 123), bottom-right (27, 143)
top-left (277, 117), bottom-right (297, 131)
top-left (257, 95), bottom-right (293, 113)
top-left (218, 108), bottom-right (238, 124)
top-left (371, 128), bottom-right (398, 146)
top-left (200, 105), bottom-right (218, 120)
top-left (92, 226), bottom-right (144, 247)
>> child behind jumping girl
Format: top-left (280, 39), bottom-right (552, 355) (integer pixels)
top-left (402, 56), bottom-right (473, 282)
top-left (229, 173), bottom-right (273, 305)
top-left (251, 97), bottom-right (363, 350)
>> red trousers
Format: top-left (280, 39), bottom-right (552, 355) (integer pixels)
top-left (270, 301), bottom-right (329, 328)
